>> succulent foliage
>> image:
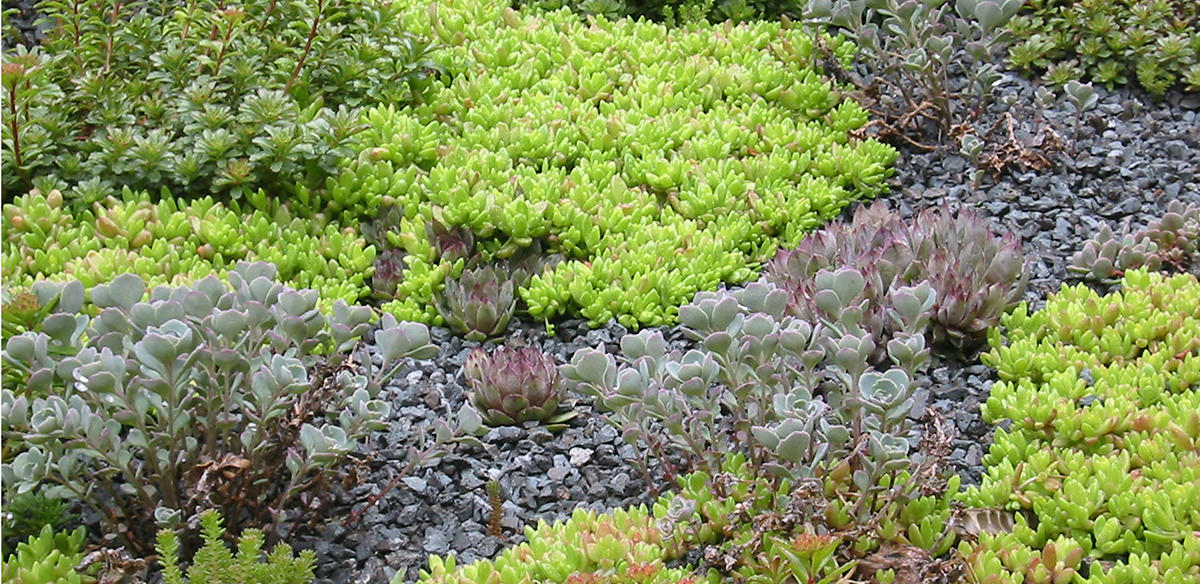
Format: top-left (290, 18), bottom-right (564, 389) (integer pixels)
top-left (463, 344), bottom-right (575, 428)
top-left (798, 0), bottom-right (1024, 139)
top-left (564, 279), bottom-right (932, 499)
top-left (436, 264), bottom-right (518, 341)
top-left (766, 201), bottom-right (1027, 355)
top-left (0, 262), bottom-right (439, 554)
top-left (0, 525), bottom-right (88, 584)
top-left (416, 504), bottom-right (703, 584)
top-left (155, 510), bottom-right (315, 584)
top-left (1069, 200), bottom-right (1200, 283)
top-left (2, 189), bottom-right (376, 305)
top-left (527, 0), bottom-right (1023, 142)
top-left (964, 270), bottom-right (1200, 582)
top-left (1, 285), bottom-right (53, 342)
top-left (1005, 0), bottom-right (1200, 94)
top-left (339, 0), bottom-right (896, 330)
top-left (562, 276), bottom-right (979, 582)
top-left (417, 454), bottom-right (966, 584)
top-left (0, 0), bottom-right (440, 210)
top-left (516, 0), bottom-right (803, 25)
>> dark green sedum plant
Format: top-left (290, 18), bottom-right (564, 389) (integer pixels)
top-left (338, 0), bottom-right (897, 330)
top-left (1005, 0), bottom-right (1200, 95)
top-left (0, 0), bottom-right (440, 211)
top-left (0, 262), bottom-right (439, 555)
top-left (767, 201), bottom-right (1027, 355)
top-left (1069, 200), bottom-right (1200, 283)
top-left (156, 509), bottom-right (315, 584)
top-left (462, 344), bottom-right (575, 428)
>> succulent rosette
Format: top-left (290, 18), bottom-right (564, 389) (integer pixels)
top-left (910, 206), bottom-right (1028, 350)
top-left (435, 265), bottom-right (517, 341)
top-left (425, 212), bottom-right (475, 263)
top-left (371, 247), bottom-right (406, 301)
top-left (766, 201), bottom-right (1026, 357)
top-left (463, 345), bottom-right (574, 427)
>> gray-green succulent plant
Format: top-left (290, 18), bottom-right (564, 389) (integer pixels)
top-left (0, 262), bottom-right (439, 555)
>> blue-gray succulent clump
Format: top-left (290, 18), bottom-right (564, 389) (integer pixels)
top-left (563, 278), bottom-right (932, 493)
top-left (1069, 200), bottom-right (1200, 282)
top-left (1, 262), bottom-right (439, 554)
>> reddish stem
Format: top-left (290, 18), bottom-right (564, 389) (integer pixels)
top-left (285, 0), bottom-right (325, 94)
top-left (258, 0), bottom-right (278, 33)
top-left (206, 0), bottom-right (228, 41)
top-left (7, 84), bottom-right (23, 171)
top-left (211, 18), bottom-right (236, 77)
top-left (103, 0), bottom-right (124, 72)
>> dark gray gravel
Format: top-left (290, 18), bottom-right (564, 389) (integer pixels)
top-left (290, 72), bottom-right (1199, 584)
top-left (286, 318), bottom-right (701, 584)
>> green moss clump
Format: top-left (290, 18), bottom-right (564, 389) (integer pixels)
top-left (156, 510), bottom-right (315, 584)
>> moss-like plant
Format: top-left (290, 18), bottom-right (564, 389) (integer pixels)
top-left (962, 269), bottom-right (1200, 582)
top-left (1005, 0), bottom-right (1200, 94)
top-left (1, 489), bottom-right (76, 557)
top-left (338, 0), bottom-right (895, 330)
top-left (156, 510), bottom-right (315, 584)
